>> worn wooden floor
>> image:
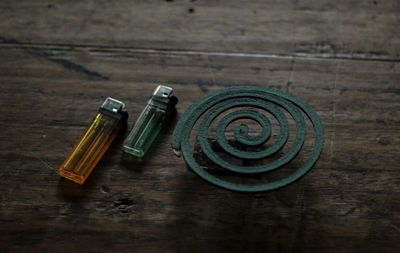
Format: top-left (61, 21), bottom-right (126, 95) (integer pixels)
top-left (1, 1), bottom-right (399, 252)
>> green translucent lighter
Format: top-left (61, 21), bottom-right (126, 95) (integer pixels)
top-left (122, 85), bottom-right (177, 157)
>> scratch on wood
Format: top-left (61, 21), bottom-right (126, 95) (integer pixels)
top-left (340, 206), bottom-right (357, 216)
top-left (390, 224), bottom-right (400, 234)
top-left (0, 35), bottom-right (109, 79)
top-left (286, 57), bottom-right (295, 92)
top-left (330, 61), bottom-right (340, 162)
top-left (47, 57), bottom-right (109, 80)
top-left (207, 57), bottom-right (216, 86)
top-left (35, 156), bottom-right (55, 171)
top-left (30, 45), bottom-right (109, 79)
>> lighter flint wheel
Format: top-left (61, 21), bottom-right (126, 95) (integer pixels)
top-left (172, 86), bottom-right (324, 192)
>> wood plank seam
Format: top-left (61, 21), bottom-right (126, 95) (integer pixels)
top-left (1, 38), bottom-right (399, 63)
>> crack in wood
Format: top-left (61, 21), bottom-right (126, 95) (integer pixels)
top-left (0, 38), bottom-right (399, 63)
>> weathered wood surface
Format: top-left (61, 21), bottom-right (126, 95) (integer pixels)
top-left (0, 1), bottom-right (399, 252)
top-left (0, 0), bottom-right (399, 60)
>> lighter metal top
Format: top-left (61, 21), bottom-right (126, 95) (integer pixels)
top-left (153, 85), bottom-right (173, 98)
top-left (101, 97), bottom-right (126, 113)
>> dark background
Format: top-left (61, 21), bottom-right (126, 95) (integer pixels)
top-left (0, 1), bottom-right (399, 252)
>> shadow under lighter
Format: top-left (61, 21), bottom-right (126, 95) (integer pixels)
top-left (59, 97), bottom-right (128, 184)
top-left (122, 85), bottom-right (177, 158)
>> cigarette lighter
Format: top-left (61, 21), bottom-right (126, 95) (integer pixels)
top-left (122, 85), bottom-right (177, 158)
top-left (59, 97), bottom-right (128, 184)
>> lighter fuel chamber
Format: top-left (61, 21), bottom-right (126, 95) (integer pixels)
top-left (122, 85), bottom-right (177, 158)
top-left (59, 97), bottom-right (128, 184)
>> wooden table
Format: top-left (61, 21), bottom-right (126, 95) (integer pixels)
top-left (1, 1), bottom-right (399, 252)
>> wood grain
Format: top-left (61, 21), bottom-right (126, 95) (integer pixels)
top-left (0, 0), bottom-right (399, 60)
top-left (0, 1), bottom-right (399, 252)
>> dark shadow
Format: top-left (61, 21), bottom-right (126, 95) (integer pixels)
top-left (168, 168), bottom-right (309, 253)
top-left (167, 135), bottom-right (311, 253)
top-left (56, 177), bottom-right (88, 202)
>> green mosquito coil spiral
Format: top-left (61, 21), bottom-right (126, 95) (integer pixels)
top-left (172, 86), bottom-right (324, 192)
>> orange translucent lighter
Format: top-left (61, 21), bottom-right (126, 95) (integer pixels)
top-left (59, 97), bottom-right (128, 184)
